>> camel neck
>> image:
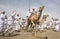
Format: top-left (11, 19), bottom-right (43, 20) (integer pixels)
top-left (37, 11), bottom-right (42, 21)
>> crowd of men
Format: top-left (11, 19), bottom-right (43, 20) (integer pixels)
top-left (40, 18), bottom-right (60, 32)
top-left (0, 8), bottom-right (60, 36)
top-left (0, 11), bottom-right (22, 36)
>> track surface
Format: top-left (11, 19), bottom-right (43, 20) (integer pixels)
top-left (0, 29), bottom-right (60, 39)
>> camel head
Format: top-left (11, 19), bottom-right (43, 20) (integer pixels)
top-left (37, 6), bottom-right (44, 21)
top-left (39, 6), bottom-right (44, 12)
top-left (42, 14), bottom-right (49, 21)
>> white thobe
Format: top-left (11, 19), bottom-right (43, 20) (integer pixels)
top-left (15, 16), bottom-right (20, 30)
top-left (54, 21), bottom-right (60, 31)
top-left (43, 21), bottom-right (48, 28)
top-left (40, 21), bottom-right (48, 30)
top-left (4, 16), bottom-right (15, 34)
top-left (0, 18), bottom-right (3, 32)
top-left (31, 10), bottom-right (37, 14)
top-left (8, 16), bottom-right (15, 26)
top-left (0, 14), bottom-right (5, 32)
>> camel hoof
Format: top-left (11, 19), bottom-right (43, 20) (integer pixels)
top-left (45, 36), bottom-right (48, 39)
top-left (9, 33), bottom-right (11, 36)
top-left (40, 30), bottom-right (45, 33)
top-left (42, 36), bottom-right (48, 39)
top-left (40, 36), bottom-right (48, 39)
top-left (2, 33), bottom-right (5, 36)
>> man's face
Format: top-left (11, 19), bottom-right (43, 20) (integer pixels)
top-left (2, 12), bottom-right (5, 14)
top-left (33, 9), bottom-right (35, 11)
top-left (17, 14), bottom-right (19, 16)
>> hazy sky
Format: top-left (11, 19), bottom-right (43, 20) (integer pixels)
top-left (0, 0), bottom-right (60, 20)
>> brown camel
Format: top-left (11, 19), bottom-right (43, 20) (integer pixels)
top-left (38, 14), bottom-right (49, 26)
top-left (25, 6), bottom-right (44, 31)
top-left (37, 14), bottom-right (49, 32)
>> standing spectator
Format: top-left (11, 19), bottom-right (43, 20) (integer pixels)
top-left (0, 11), bottom-right (5, 34)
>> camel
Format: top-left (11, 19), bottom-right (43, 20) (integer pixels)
top-left (38, 14), bottom-right (49, 26)
top-left (37, 14), bottom-right (49, 32)
top-left (25, 6), bottom-right (44, 31)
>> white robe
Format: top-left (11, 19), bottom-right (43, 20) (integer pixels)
top-left (27, 12), bottom-right (31, 17)
top-left (0, 18), bottom-right (3, 32)
top-left (27, 10), bottom-right (37, 17)
top-left (31, 10), bottom-right (37, 14)
top-left (0, 14), bottom-right (5, 32)
top-left (42, 21), bottom-right (48, 28)
top-left (54, 21), bottom-right (60, 31)
top-left (46, 21), bottom-right (52, 29)
top-left (4, 16), bottom-right (15, 34)
top-left (8, 16), bottom-right (15, 26)
top-left (14, 16), bottom-right (20, 31)
top-left (4, 19), bottom-right (8, 30)
top-left (40, 21), bottom-right (49, 30)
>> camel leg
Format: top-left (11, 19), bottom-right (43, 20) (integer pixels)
top-left (30, 21), bottom-right (35, 31)
top-left (25, 20), bottom-right (30, 31)
top-left (31, 21), bottom-right (37, 35)
top-left (32, 24), bottom-right (37, 36)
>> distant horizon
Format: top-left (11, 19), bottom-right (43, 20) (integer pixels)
top-left (0, 0), bottom-right (60, 21)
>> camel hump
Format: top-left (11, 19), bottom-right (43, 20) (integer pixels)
top-left (29, 13), bottom-right (37, 18)
top-left (28, 14), bottom-right (38, 20)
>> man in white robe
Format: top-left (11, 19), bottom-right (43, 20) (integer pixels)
top-left (53, 19), bottom-right (60, 32)
top-left (0, 11), bottom-right (5, 33)
top-left (43, 21), bottom-right (52, 29)
top-left (27, 8), bottom-right (37, 17)
top-left (4, 12), bottom-right (16, 35)
top-left (3, 15), bottom-right (8, 32)
top-left (15, 14), bottom-right (21, 31)
top-left (31, 8), bottom-right (37, 14)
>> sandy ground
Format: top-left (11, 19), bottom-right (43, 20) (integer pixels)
top-left (0, 28), bottom-right (60, 39)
